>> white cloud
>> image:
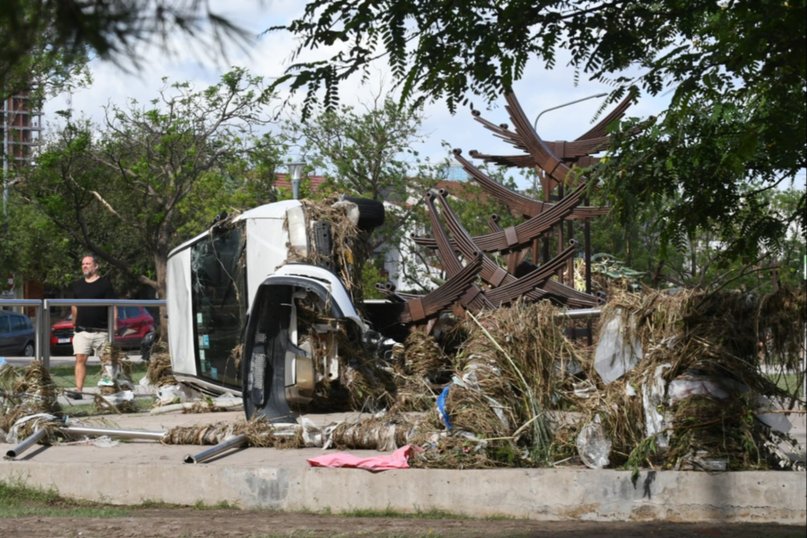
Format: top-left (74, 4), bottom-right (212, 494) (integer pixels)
top-left (43, 1), bottom-right (670, 190)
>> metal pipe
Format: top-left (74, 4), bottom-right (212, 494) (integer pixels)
top-left (42, 298), bottom-right (51, 368)
top-left (5, 428), bottom-right (48, 459)
top-left (184, 434), bottom-right (248, 464)
top-left (61, 425), bottom-right (166, 441)
top-left (558, 307), bottom-right (601, 320)
top-left (532, 92), bottom-right (608, 131)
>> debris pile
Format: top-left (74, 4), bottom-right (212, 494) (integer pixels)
top-left (161, 417), bottom-right (301, 448)
top-left (1, 288), bottom-right (803, 472)
top-left (145, 341), bottom-right (177, 387)
top-left (332, 287), bottom-right (804, 471)
top-left (93, 342), bottom-right (138, 413)
top-left (0, 361), bottom-right (61, 441)
top-left (298, 197), bottom-right (367, 300)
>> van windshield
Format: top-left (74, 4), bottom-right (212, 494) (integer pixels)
top-left (190, 224), bottom-right (247, 387)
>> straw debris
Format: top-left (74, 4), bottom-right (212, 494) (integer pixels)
top-left (572, 289), bottom-right (804, 471)
top-left (163, 418), bottom-right (304, 448)
top-left (146, 342), bottom-right (177, 386)
top-left (94, 342), bottom-right (137, 413)
top-left (296, 198), bottom-right (366, 302)
top-left (0, 361), bottom-right (61, 434)
top-left (328, 413), bottom-right (422, 451)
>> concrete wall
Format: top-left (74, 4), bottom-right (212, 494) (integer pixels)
top-left (1, 454), bottom-right (804, 524)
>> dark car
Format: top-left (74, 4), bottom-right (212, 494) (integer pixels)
top-left (50, 306), bottom-right (155, 355)
top-left (0, 310), bottom-right (36, 357)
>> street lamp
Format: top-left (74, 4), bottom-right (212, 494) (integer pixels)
top-left (287, 162), bottom-right (305, 200)
top-left (532, 92), bottom-right (608, 131)
top-left (531, 91), bottom-right (607, 298)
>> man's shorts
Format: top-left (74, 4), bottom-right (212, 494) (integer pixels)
top-left (73, 330), bottom-right (109, 357)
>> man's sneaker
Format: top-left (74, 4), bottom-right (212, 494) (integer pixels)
top-left (66, 390), bottom-right (84, 400)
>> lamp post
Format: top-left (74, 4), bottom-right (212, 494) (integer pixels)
top-left (532, 92), bottom-right (608, 131)
top-left (531, 91), bottom-right (609, 192)
top-left (532, 91), bottom-right (607, 299)
top-left (287, 162), bottom-right (305, 200)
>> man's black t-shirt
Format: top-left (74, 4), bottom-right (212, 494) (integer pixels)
top-left (72, 276), bottom-right (116, 330)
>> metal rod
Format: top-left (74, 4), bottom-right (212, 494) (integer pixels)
top-left (558, 307), bottom-right (601, 319)
top-left (61, 425), bottom-right (166, 441)
top-left (184, 434), bottom-right (248, 464)
top-left (5, 428), bottom-right (48, 459)
top-left (532, 92), bottom-right (608, 131)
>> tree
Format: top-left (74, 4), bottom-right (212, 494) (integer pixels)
top-left (271, 0), bottom-right (806, 275)
top-left (283, 94), bottom-right (435, 295)
top-left (0, 192), bottom-right (75, 290)
top-left (286, 95), bottom-right (426, 201)
top-left (16, 69), bottom-right (282, 329)
top-left (1, 0), bottom-right (250, 89)
top-left (2, 0), bottom-right (259, 292)
top-left (1, 3), bottom-right (85, 102)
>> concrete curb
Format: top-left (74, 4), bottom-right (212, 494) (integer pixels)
top-left (1, 444), bottom-right (804, 524)
top-left (1, 411), bottom-right (805, 524)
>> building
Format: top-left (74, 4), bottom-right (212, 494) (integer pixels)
top-left (2, 92), bottom-right (43, 301)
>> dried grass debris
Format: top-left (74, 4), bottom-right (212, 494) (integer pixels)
top-left (163, 417), bottom-right (303, 448)
top-left (0, 361), bottom-right (61, 431)
top-left (146, 342), bottom-right (177, 387)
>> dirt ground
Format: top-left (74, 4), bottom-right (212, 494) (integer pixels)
top-left (0, 510), bottom-right (804, 538)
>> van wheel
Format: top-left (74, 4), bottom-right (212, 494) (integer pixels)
top-left (23, 342), bottom-right (34, 357)
top-left (342, 196), bottom-right (385, 231)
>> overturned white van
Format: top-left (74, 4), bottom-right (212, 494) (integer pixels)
top-left (166, 197), bottom-right (394, 422)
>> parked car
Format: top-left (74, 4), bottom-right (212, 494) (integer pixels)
top-left (50, 306), bottom-right (155, 355)
top-left (0, 310), bottom-right (36, 357)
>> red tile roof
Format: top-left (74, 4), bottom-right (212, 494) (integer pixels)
top-left (274, 173), bottom-right (328, 192)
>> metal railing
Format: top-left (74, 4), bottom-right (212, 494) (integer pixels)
top-left (0, 298), bottom-right (165, 368)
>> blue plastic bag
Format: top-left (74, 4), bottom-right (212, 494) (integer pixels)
top-left (436, 384), bottom-right (453, 430)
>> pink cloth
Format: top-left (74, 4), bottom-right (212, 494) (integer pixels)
top-left (307, 444), bottom-right (416, 471)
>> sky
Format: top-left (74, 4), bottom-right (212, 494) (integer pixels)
top-left (42, 0), bottom-right (671, 191)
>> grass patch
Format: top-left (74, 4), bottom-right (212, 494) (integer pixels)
top-left (0, 479), bottom-right (133, 518)
top-left (46, 361), bottom-right (154, 416)
top-left (192, 499), bottom-right (240, 510)
top-left (0, 480), bottom-right (216, 518)
top-left (339, 508), bottom-right (501, 520)
top-left (48, 362), bottom-right (149, 389)
top-left (766, 373), bottom-right (804, 399)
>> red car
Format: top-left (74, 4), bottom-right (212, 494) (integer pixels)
top-left (50, 306), bottom-right (155, 355)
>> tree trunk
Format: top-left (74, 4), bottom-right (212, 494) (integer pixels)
top-left (154, 251), bottom-right (169, 341)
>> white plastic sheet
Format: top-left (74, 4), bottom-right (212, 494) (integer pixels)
top-left (576, 414), bottom-right (612, 469)
top-left (593, 313), bottom-right (644, 384)
top-left (642, 363), bottom-right (671, 449)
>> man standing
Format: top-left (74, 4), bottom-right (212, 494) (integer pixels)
top-left (68, 255), bottom-right (116, 399)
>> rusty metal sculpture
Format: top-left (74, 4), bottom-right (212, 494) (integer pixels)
top-left (384, 91), bottom-right (628, 325)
